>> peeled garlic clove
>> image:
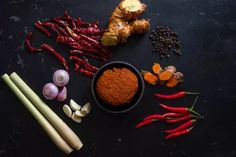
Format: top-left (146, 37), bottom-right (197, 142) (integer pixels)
top-left (81, 102), bottom-right (91, 115)
top-left (74, 110), bottom-right (86, 117)
top-left (71, 113), bottom-right (82, 123)
top-left (57, 87), bottom-right (67, 102)
top-left (69, 99), bottom-right (81, 111)
top-left (63, 104), bottom-right (72, 118)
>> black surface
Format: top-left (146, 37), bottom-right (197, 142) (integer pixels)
top-left (0, 0), bottom-right (236, 156)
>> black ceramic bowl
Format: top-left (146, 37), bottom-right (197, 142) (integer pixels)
top-left (91, 61), bottom-right (145, 114)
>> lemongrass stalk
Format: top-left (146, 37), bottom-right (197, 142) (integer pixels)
top-left (10, 72), bottom-right (83, 150)
top-left (1, 74), bottom-right (73, 154)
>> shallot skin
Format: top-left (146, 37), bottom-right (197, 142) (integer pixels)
top-left (43, 83), bottom-right (59, 100)
top-left (53, 70), bottom-right (70, 87)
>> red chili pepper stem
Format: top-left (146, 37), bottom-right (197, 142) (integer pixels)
top-left (190, 96), bottom-right (199, 110)
top-left (185, 92), bottom-right (200, 95)
top-left (189, 96), bottom-right (204, 119)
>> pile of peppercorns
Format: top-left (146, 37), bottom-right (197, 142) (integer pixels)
top-left (150, 26), bottom-right (182, 59)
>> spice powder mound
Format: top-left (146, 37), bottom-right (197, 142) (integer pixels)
top-left (96, 68), bottom-right (138, 106)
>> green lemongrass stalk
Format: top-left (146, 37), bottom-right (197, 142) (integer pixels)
top-left (10, 72), bottom-right (83, 150)
top-left (1, 74), bottom-right (73, 154)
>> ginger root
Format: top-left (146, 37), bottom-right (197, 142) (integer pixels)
top-left (101, 0), bottom-right (150, 46)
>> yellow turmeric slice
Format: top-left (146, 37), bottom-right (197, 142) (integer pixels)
top-left (166, 72), bottom-right (184, 87)
top-left (141, 70), bottom-right (158, 85)
top-left (152, 63), bottom-right (163, 75)
top-left (159, 66), bottom-right (176, 81)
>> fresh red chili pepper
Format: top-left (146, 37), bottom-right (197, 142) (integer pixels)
top-left (165, 127), bottom-right (193, 139)
top-left (136, 119), bottom-right (157, 128)
top-left (143, 114), bottom-right (163, 121)
top-left (162, 112), bottom-right (184, 119)
top-left (154, 91), bottom-right (199, 100)
top-left (165, 114), bottom-right (193, 123)
top-left (165, 119), bottom-right (196, 134)
top-left (34, 21), bottom-right (52, 37)
top-left (25, 32), bottom-right (42, 53)
top-left (79, 68), bottom-right (94, 78)
top-left (160, 103), bottom-right (189, 114)
top-left (41, 44), bottom-right (69, 71)
top-left (160, 103), bottom-right (203, 118)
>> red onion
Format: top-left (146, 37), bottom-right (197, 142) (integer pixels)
top-left (53, 70), bottom-right (69, 87)
top-left (57, 87), bottom-right (67, 102)
top-left (42, 83), bottom-right (58, 100)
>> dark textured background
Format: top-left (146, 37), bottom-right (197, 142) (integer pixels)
top-left (0, 0), bottom-right (236, 156)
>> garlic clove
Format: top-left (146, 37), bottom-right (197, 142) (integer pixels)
top-left (71, 113), bottom-right (82, 123)
top-left (81, 102), bottom-right (91, 115)
top-left (69, 99), bottom-right (81, 111)
top-left (74, 110), bottom-right (86, 117)
top-left (63, 104), bottom-right (72, 118)
top-left (57, 87), bottom-right (67, 102)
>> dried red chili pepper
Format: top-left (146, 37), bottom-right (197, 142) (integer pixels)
top-left (69, 56), bottom-right (87, 65)
top-left (143, 114), bottom-right (163, 121)
top-left (84, 62), bottom-right (98, 73)
top-left (34, 21), bottom-right (52, 37)
top-left (74, 63), bottom-right (80, 72)
top-left (165, 119), bottom-right (196, 134)
top-left (41, 22), bottom-right (60, 35)
top-left (165, 127), bottom-right (193, 139)
top-left (80, 34), bottom-right (100, 48)
top-left (136, 119), bottom-right (157, 128)
top-left (154, 91), bottom-right (199, 99)
top-left (165, 114), bottom-right (192, 123)
top-left (77, 17), bottom-right (92, 28)
top-left (70, 50), bottom-right (107, 61)
top-left (41, 44), bottom-right (69, 71)
top-left (56, 36), bottom-right (75, 44)
top-left (79, 68), bottom-right (94, 78)
top-left (64, 11), bottom-right (77, 29)
top-left (25, 32), bottom-right (42, 53)
top-left (70, 55), bottom-right (98, 72)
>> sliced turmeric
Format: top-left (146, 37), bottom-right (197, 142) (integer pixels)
top-left (101, 0), bottom-right (150, 46)
top-left (141, 70), bottom-right (158, 85)
top-left (159, 66), bottom-right (176, 81)
top-left (166, 72), bottom-right (184, 87)
top-left (152, 63), bottom-right (163, 75)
